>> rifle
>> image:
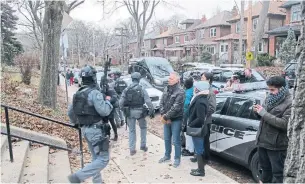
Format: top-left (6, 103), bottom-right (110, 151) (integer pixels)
top-left (101, 55), bottom-right (112, 94)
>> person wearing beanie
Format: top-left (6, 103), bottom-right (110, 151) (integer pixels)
top-left (200, 72), bottom-right (216, 163)
top-left (182, 77), bottom-right (195, 157)
top-left (185, 81), bottom-right (210, 177)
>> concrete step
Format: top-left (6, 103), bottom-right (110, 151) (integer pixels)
top-left (1, 141), bottom-right (30, 183)
top-left (20, 146), bottom-right (49, 183)
top-left (49, 151), bottom-right (71, 183)
top-left (1, 135), bottom-right (8, 155)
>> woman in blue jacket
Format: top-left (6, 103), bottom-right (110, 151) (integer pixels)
top-left (182, 77), bottom-right (195, 156)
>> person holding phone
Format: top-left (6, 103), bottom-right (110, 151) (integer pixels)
top-left (253, 76), bottom-right (292, 183)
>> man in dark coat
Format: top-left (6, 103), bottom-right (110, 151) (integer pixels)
top-left (254, 76), bottom-right (292, 183)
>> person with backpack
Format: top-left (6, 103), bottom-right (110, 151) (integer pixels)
top-left (113, 72), bottom-right (128, 127)
top-left (67, 65), bottom-right (113, 183)
top-left (119, 72), bottom-right (154, 156)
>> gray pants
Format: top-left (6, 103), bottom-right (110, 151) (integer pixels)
top-left (74, 126), bottom-right (109, 183)
top-left (127, 117), bottom-right (147, 151)
top-left (114, 107), bottom-right (124, 126)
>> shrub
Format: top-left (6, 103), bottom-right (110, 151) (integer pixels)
top-left (14, 52), bottom-right (40, 85)
top-left (257, 53), bottom-right (276, 66)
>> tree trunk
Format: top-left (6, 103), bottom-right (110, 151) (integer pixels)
top-left (284, 2), bottom-right (305, 182)
top-left (239, 0), bottom-right (245, 64)
top-left (136, 29), bottom-right (144, 57)
top-left (38, 1), bottom-right (64, 109)
top-left (253, 0), bottom-right (270, 66)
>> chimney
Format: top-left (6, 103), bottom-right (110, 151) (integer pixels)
top-left (201, 15), bottom-right (207, 23)
top-left (231, 6), bottom-right (238, 17)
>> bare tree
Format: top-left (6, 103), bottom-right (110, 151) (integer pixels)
top-left (284, 1), bottom-right (305, 183)
top-left (151, 14), bottom-right (185, 31)
top-left (119, 17), bottom-right (137, 39)
top-left (37, 0), bottom-right (84, 108)
top-left (253, 0), bottom-right (270, 65)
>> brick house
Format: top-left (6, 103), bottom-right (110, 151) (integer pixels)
top-left (215, 1), bottom-right (286, 64)
top-left (151, 27), bottom-right (180, 58)
top-left (193, 11), bottom-right (232, 64)
top-left (267, 0), bottom-right (302, 57)
top-left (164, 19), bottom-right (201, 62)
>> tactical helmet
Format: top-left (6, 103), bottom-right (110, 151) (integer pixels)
top-left (131, 72), bottom-right (141, 80)
top-left (80, 65), bottom-right (97, 84)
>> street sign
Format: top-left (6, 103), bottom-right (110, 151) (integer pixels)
top-left (246, 51), bottom-right (254, 61)
top-left (61, 12), bottom-right (73, 32)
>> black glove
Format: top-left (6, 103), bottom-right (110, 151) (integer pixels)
top-left (182, 125), bottom-right (187, 132)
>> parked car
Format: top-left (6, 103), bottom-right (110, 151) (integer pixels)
top-left (122, 76), bottom-right (163, 110)
top-left (128, 57), bottom-right (174, 91)
top-left (282, 60), bottom-right (297, 88)
top-left (211, 85), bottom-right (269, 182)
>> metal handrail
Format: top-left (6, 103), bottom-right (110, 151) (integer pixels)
top-left (0, 104), bottom-right (84, 168)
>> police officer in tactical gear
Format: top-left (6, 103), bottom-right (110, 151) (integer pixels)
top-left (113, 71), bottom-right (128, 127)
top-left (67, 65), bottom-right (113, 183)
top-left (119, 72), bottom-right (154, 156)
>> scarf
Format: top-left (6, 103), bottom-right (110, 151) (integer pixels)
top-left (266, 86), bottom-right (289, 110)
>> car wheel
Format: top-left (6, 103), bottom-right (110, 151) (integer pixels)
top-left (250, 151), bottom-right (260, 183)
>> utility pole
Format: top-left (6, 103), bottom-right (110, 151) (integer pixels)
top-left (115, 27), bottom-right (128, 65)
top-left (246, 0), bottom-right (253, 68)
top-left (239, 0), bottom-right (245, 64)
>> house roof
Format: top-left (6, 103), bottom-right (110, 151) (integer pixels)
top-left (215, 33), bottom-right (247, 41)
top-left (228, 1), bottom-right (286, 22)
top-left (180, 19), bottom-right (201, 24)
top-left (267, 24), bottom-right (302, 35)
top-left (195, 11), bottom-right (232, 29)
top-left (154, 27), bottom-right (181, 39)
top-left (174, 20), bottom-right (202, 35)
top-left (280, 0), bottom-right (300, 8)
top-left (144, 30), bottom-right (160, 40)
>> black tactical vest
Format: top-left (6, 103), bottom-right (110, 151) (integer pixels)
top-left (125, 84), bottom-right (145, 108)
top-left (73, 86), bottom-right (103, 125)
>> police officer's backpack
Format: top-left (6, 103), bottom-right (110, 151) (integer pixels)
top-left (114, 78), bottom-right (128, 95)
top-left (73, 86), bottom-right (103, 125)
top-left (125, 85), bottom-right (145, 108)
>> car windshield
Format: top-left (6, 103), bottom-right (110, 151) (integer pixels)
top-left (144, 58), bottom-right (174, 77)
top-left (252, 71), bottom-right (265, 81)
top-left (149, 64), bottom-right (173, 77)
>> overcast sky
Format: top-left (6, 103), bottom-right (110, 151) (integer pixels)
top-left (69, 0), bottom-right (244, 29)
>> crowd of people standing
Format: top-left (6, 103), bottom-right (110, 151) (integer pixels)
top-left (67, 64), bottom-right (292, 183)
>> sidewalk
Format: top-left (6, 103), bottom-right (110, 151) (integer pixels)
top-left (59, 76), bottom-right (237, 183)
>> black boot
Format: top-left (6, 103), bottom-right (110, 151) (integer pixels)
top-left (190, 154), bottom-right (197, 162)
top-left (121, 120), bottom-right (125, 126)
top-left (190, 154), bottom-right (205, 176)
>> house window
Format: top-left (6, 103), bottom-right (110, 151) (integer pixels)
top-left (142, 41), bottom-right (145, 47)
top-left (236, 21), bottom-right (240, 33)
top-left (291, 4), bottom-right (301, 22)
top-left (258, 42), bottom-right (264, 52)
top-left (253, 18), bottom-right (258, 30)
top-left (207, 46), bottom-right (215, 54)
top-left (220, 44), bottom-right (228, 52)
top-left (200, 29), bottom-right (205, 38)
top-left (210, 27), bottom-right (216, 37)
top-left (184, 35), bottom-right (189, 42)
top-left (175, 36), bottom-right (179, 43)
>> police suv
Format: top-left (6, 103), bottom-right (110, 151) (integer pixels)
top-left (210, 83), bottom-right (268, 182)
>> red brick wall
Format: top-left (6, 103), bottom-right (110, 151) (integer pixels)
top-left (180, 34), bottom-right (185, 44)
top-left (220, 26), bottom-right (231, 37)
top-left (269, 36), bottom-right (275, 56)
top-left (285, 8), bottom-right (291, 25)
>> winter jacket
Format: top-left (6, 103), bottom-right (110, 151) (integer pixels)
top-left (184, 87), bottom-right (194, 113)
top-left (255, 92), bottom-right (292, 150)
top-left (187, 94), bottom-right (209, 136)
top-left (206, 88), bottom-right (216, 125)
top-left (160, 84), bottom-right (185, 121)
